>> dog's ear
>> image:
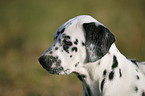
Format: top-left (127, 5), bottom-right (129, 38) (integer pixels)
top-left (83, 22), bottom-right (115, 62)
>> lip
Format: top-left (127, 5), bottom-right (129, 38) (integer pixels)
top-left (46, 67), bottom-right (64, 75)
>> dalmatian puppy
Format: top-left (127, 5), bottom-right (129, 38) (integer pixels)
top-left (38, 15), bottom-right (145, 96)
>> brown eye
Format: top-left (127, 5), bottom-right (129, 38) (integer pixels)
top-left (63, 40), bottom-right (72, 46)
top-left (65, 41), bottom-right (71, 45)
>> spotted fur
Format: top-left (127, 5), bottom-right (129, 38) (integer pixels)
top-left (39, 15), bottom-right (145, 96)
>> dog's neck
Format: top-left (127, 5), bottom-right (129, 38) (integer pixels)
top-left (74, 43), bottom-right (123, 96)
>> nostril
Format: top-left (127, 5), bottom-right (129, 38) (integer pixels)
top-left (39, 56), bottom-right (45, 65)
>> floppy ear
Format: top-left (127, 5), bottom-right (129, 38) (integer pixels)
top-left (83, 22), bottom-right (115, 62)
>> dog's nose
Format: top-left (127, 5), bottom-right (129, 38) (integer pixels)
top-left (38, 56), bottom-right (46, 65)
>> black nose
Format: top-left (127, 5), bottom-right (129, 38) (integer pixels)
top-left (38, 56), bottom-right (46, 65)
top-left (38, 55), bottom-right (63, 74)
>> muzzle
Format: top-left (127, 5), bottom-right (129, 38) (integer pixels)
top-left (38, 55), bottom-right (63, 74)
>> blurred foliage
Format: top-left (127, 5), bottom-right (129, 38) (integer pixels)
top-left (0, 0), bottom-right (145, 96)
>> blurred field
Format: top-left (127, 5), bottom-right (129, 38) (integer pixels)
top-left (0, 0), bottom-right (145, 96)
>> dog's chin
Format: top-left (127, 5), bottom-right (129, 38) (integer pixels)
top-left (42, 67), bottom-right (68, 75)
top-left (47, 70), bottom-right (60, 75)
top-left (44, 68), bottom-right (63, 75)
top-left (46, 68), bottom-right (72, 75)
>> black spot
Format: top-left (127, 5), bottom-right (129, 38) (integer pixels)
top-left (77, 75), bottom-right (83, 81)
top-left (64, 35), bottom-right (71, 39)
top-left (75, 62), bottom-right (79, 67)
top-left (137, 75), bottom-right (140, 80)
top-left (119, 68), bottom-right (122, 77)
top-left (82, 42), bottom-right (85, 46)
top-left (62, 33), bottom-right (66, 37)
top-left (56, 28), bottom-right (65, 37)
top-left (78, 75), bottom-right (83, 81)
top-left (101, 78), bottom-right (105, 91)
top-left (98, 61), bottom-right (101, 65)
top-left (55, 36), bottom-right (58, 39)
top-left (103, 70), bottom-right (107, 77)
top-left (135, 86), bottom-right (138, 92)
top-left (75, 73), bottom-right (86, 79)
top-left (50, 51), bottom-right (53, 54)
top-left (74, 42), bottom-right (78, 45)
top-left (112, 56), bottom-right (118, 69)
top-left (74, 39), bottom-right (78, 45)
top-left (72, 47), bottom-right (77, 52)
top-left (73, 72), bottom-right (86, 81)
top-left (74, 73), bottom-right (83, 81)
top-left (81, 75), bottom-right (86, 78)
top-left (130, 59), bottom-right (139, 68)
top-left (55, 47), bottom-right (58, 50)
top-left (57, 32), bottom-right (60, 36)
top-left (58, 39), bottom-right (61, 43)
top-left (60, 28), bottom-right (65, 33)
top-left (109, 71), bottom-right (114, 80)
top-left (70, 55), bottom-right (72, 58)
top-left (63, 46), bottom-right (69, 53)
top-left (142, 91), bottom-right (145, 96)
top-left (56, 56), bottom-right (58, 59)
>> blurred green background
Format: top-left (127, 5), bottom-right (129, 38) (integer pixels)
top-left (0, 0), bottom-right (145, 96)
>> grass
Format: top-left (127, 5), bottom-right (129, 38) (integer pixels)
top-left (0, 0), bottom-right (145, 96)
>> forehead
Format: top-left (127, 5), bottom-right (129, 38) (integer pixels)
top-left (54, 24), bottom-right (81, 40)
top-left (54, 15), bottom-right (102, 40)
top-left (55, 27), bottom-right (83, 42)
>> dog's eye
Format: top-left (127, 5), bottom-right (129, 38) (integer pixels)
top-left (63, 40), bottom-right (72, 46)
top-left (65, 41), bottom-right (71, 45)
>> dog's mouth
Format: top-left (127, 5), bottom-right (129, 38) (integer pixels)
top-left (39, 56), bottom-right (79, 75)
top-left (46, 67), bottom-right (64, 75)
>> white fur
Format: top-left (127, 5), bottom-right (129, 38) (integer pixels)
top-left (40, 15), bottom-right (145, 96)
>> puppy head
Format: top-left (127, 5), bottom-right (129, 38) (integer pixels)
top-left (38, 15), bottom-right (115, 75)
